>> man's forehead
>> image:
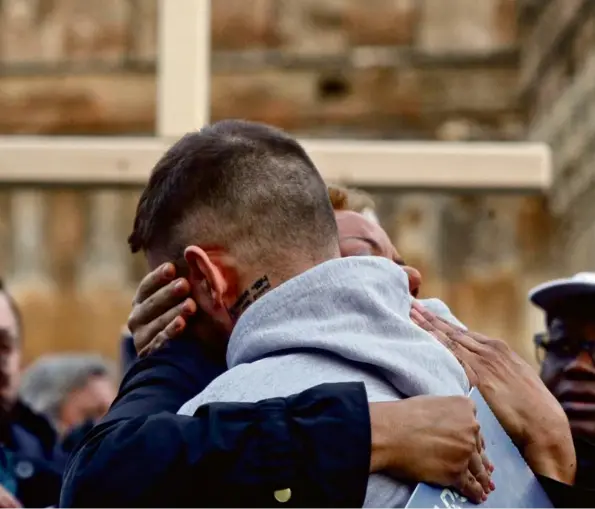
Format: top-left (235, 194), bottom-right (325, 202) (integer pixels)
top-left (335, 210), bottom-right (399, 261)
top-left (336, 210), bottom-right (388, 241)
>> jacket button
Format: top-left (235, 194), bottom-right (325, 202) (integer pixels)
top-left (15, 460), bottom-right (34, 480)
top-left (274, 488), bottom-right (292, 503)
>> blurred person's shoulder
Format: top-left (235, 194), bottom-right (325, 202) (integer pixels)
top-left (11, 400), bottom-right (58, 458)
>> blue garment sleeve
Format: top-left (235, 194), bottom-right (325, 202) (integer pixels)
top-left (60, 338), bottom-right (371, 507)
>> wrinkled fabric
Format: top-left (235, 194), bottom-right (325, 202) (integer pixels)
top-left (180, 256), bottom-right (469, 507)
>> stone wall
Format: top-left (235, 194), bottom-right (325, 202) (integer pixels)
top-left (0, 0), bottom-right (550, 364)
top-left (520, 0), bottom-right (595, 273)
top-left (0, 0), bottom-right (522, 138)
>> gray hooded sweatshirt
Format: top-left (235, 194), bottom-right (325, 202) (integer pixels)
top-left (178, 256), bottom-right (469, 507)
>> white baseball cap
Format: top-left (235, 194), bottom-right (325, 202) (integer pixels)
top-left (529, 272), bottom-right (595, 311)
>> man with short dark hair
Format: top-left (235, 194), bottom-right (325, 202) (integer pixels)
top-left (129, 120), bottom-right (338, 276)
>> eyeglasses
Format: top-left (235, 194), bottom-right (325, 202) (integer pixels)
top-left (534, 332), bottom-right (595, 364)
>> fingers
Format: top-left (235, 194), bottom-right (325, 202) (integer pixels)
top-left (128, 278), bottom-right (192, 333)
top-left (410, 301), bottom-right (465, 336)
top-left (133, 297), bottom-right (196, 354)
top-left (411, 306), bottom-right (477, 380)
top-left (411, 303), bottom-right (485, 358)
top-left (482, 449), bottom-right (495, 489)
top-left (448, 324), bottom-right (492, 345)
top-left (455, 470), bottom-right (485, 504)
top-left (410, 305), bottom-right (451, 340)
top-left (133, 263), bottom-right (176, 305)
top-left (447, 330), bottom-right (487, 356)
top-left (433, 313), bottom-right (467, 333)
top-left (413, 303), bottom-right (464, 338)
top-left (478, 432), bottom-right (496, 493)
top-left (137, 311), bottom-right (191, 358)
top-left (413, 311), bottom-right (482, 386)
top-left (410, 308), bottom-right (449, 344)
top-left (430, 312), bottom-right (498, 353)
top-left (410, 306), bottom-right (465, 362)
top-left (412, 300), bottom-right (493, 352)
top-left (470, 432), bottom-right (493, 495)
top-left (128, 265), bottom-right (195, 356)
top-left (468, 452), bottom-right (491, 498)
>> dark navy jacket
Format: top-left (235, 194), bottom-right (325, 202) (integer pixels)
top-left (60, 334), bottom-right (595, 508)
top-left (60, 336), bottom-right (371, 507)
top-left (1, 401), bottom-right (64, 507)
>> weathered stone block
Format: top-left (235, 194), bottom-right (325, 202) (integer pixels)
top-left (211, 0), bottom-right (280, 50)
top-left (128, 0), bottom-right (158, 61)
top-left (419, 67), bottom-right (519, 114)
top-left (47, 190), bottom-right (86, 288)
top-left (276, 0), bottom-right (348, 54)
top-left (211, 63), bottom-right (519, 138)
top-left (0, 73), bottom-right (156, 134)
top-left (418, 0), bottom-right (517, 53)
top-left (572, 14), bottom-right (595, 73)
top-left (342, 0), bottom-right (418, 46)
top-left (210, 71), bottom-right (318, 129)
top-left (519, 0), bottom-right (590, 92)
top-left (0, 0), bottom-right (132, 64)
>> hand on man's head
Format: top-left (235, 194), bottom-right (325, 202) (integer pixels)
top-left (410, 300), bottom-right (576, 485)
top-left (128, 263), bottom-right (196, 357)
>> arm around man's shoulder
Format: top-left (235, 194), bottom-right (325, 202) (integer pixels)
top-left (60, 337), bottom-right (371, 507)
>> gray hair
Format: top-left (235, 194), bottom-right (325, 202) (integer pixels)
top-left (19, 353), bottom-right (117, 424)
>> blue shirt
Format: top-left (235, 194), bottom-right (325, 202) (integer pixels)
top-left (0, 402), bottom-right (64, 507)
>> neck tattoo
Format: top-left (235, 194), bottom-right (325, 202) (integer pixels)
top-left (228, 275), bottom-right (271, 319)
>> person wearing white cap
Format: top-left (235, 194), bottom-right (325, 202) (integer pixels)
top-left (530, 272), bottom-right (595, 489)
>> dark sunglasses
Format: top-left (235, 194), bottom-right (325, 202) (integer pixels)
top-left (534, 332), bottom-right (595, 363)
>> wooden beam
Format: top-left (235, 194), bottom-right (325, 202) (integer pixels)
top-left (157, 0), bottom-right (211, 137)
top-left (0, 136), bottom-right (552, 191)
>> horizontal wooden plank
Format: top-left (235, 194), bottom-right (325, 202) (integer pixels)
top-left (0, 136), bottom-right (552, 191)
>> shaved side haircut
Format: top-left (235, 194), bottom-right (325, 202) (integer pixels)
top-left (129, 119), bottom-right (339, 277)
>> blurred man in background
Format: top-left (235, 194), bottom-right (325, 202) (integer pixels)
top-left (531, 273), bottom-right (595, 488)
top-left (0, 280), bottom-right (64, 508)
top-left (19, 353), bottom-right (117, 439)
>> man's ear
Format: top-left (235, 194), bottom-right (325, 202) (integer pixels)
top-left (184, 245), bottom-right (230, 311)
